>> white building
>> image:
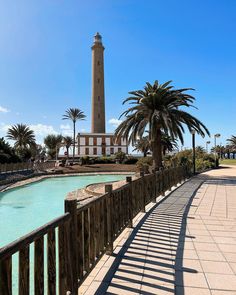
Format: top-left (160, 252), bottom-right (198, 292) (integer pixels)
top-left (78, 133), bottom-right (127, 157)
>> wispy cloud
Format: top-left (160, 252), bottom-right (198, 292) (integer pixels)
top-left (0, 106), bottom-right (10, 113)
top-left (108, 118), bottom-right (122, 128)
top-left (60, 124), bottom-right (73, 136)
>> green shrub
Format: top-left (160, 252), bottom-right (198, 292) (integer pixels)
top-left (123, 156), bottom-right (138, 164)
top-left (80, 156), bottom-right (90, 165)
top-left (94, 156), bottom-right (115, 164)
top-left (114, 151), bottom-right (126, 163)
top-left (136, 157), bottom-right (153, 167)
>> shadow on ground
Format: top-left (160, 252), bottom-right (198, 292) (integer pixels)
top-left (93, 179), bottom-right (203, 295)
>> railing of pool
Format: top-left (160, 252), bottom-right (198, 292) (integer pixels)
top-left (0, 166), bottom-right (191, 295)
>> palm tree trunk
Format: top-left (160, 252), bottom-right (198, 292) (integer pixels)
top-left (73, 121), bottom-right (75, 162)
top-left (66, 147), bottom-right (69, 160)
top-left (152, 129), bottom-right (162, 170)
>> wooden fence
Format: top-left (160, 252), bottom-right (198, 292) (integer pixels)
top-left (0, 165), bottom-right (190, 295)
top-left (0, 162), bottom-right (55, 174)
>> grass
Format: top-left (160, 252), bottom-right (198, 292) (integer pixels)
top-left (220, 159), bottom-right (236, 165)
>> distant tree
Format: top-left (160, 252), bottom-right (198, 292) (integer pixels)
top-left (6, 124), bottom-right (36, 161)
top-left (63, 136), bottom-right (73, 160)
top-left (161, 134), bottom-right (178, 155)
top-left (62, 108), bottom-right (86, 162)
top-left (227, 136), bottom-right (236, 159)
top-left (115, 80), bottom-right (210, 170)
top-left (44, 134), bottom-right (63, 159)
top-left (133, 136), bottom-right (150, 157)
top-left (0, 137), bottom-right (21, 163)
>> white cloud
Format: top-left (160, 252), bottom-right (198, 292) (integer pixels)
top-left (0, 106), bottom-right (10, 113)
top-left (29, 124), bottom-right (58, 136)
top-left (108, 118), bottom-right (122, 128)
top-left (81, 128), bottom-right (86, 132)
top-left (60, 124), bottom-right (71, 130)
top-left (60, 124), bottom-right (73, 136)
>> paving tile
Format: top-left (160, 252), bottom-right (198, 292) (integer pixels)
top-left (175, 271), bottom-right (209, 288)
top-left (201, 260), bottom-right (234, 274)
top-left (206, 273), bottom-right (236, 290)
top-left (174, 258), bottom-right (203, 272)
top-left (211, 291), bottom-right (236, 295)
top-left (176, 286), bottom-right (211, 295)
top-left (218, 244), bottom-right (236, 253)
top-left (197, 251), bottom-right (226, 261)
top-left (193, 242), bottom-right (219, 252)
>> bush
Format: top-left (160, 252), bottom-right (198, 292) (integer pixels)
top-left (123, 156), bottom-right (138, 164)
top-left (93, 156), bottom-right (115, 164)
top-left (136, 157), bottom-right (153, 168)
top-left (114, 151), bottom-right (126, 163)
top-left (80, 156), bottom-right (90, 165)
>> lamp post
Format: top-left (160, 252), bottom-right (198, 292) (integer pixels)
top-left (191, 130), bottom-right (196, 174)
top-left (214, 133), bottom-right (221, 167)
top-left (206, 141), bottom-right (211, 153)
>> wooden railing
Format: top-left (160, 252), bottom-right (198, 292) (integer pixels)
top-left (0, 165), bottom-right (190, 294)
top-left (0, 161), bottom-right (55, 174)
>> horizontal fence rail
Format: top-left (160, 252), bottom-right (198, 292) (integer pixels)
top-left (0, 165), bottom-right (190, 294)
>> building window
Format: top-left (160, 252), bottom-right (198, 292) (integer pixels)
top-left (97, 61), bottom-right (100, 66)
top-left (98, 96), bottom-right (100, 101)
top-left (118, 148), bottom-right (122, 152)
top-left (93, 148), bottom-right (97, 155)
top-left (110, 147), bottom-right (114, 154)
top-left (85, 137), bottom-right (89, 146)
top-left (85, 148), bottom-right (89, 155)
top-left (97, 78), bottom-right (100, 83)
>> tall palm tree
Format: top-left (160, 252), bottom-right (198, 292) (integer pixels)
top-left (6, 124), bottom-right (36, 158)
top-left (44, 134), bottom-right (63, 159)
top-left (62, 108), bottom-right (86, 162)
top-left (115, 80), bottom-right (210, 170)
top-left (63, 136), bottom-right (73, 160)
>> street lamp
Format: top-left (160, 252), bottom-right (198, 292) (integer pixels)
top-left (214, 133), bottom-right (221, 167)
top-left (191, 130), bottom-right (196, 174)
top-left (206, 141), bottom-right (211, 153)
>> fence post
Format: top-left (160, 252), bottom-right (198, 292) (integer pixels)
top-left (64, 199), bottom-right (78, 295)
top-left (105, 184), bottom-right (113, 255)
top-left (126, 177), bottom-right (133, 228)
top-left (140, 171), bottom-right (146, 213)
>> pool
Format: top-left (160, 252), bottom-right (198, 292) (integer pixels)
top-left (0, 174), bottom-right (130, 248)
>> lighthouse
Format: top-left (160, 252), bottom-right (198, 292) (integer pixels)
top-left (91, 32), bottom-right (106, 133)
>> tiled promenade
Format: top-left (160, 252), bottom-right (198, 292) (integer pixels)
top-left (79, 166), bottom-right (236, 295)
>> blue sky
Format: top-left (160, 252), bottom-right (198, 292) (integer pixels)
top-left (0, 0), bottom-right (235, 150)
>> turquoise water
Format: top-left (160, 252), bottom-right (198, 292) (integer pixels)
top-left (0, 174), bottom-right (129, 248)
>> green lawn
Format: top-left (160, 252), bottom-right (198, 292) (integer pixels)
top-left (220, 159), bottom-right (236, 165)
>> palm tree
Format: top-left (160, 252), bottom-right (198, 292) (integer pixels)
top-left (161, 134), bottom-right (178, 155)
top-left (227, 136), bottom-right (236, 159)
top-left (6, 124), bottom-right (36, 159)
top-left (115, 80), bottom-right (210, 170)
top-left (133, 136), bottom-right (150, 157)
top-left (62, 108), bottom-right (86, 162)
top-left (63, 136), bottom-right (73, 160)
top-left (44, 134), bottom-right (63, 159)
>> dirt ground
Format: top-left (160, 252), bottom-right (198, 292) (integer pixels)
top-left (59, 163), bottom-right (138, 174)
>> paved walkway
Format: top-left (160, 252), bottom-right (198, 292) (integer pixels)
top-left (79, 165), bottom-right (236, 295)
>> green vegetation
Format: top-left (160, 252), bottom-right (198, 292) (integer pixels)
top-left (6, 124), bottom-right (36, 161)
top-left (62, 108), bottom-right (86, 162)
top-left (115, 80), bottom-right (210, 170)
top-left (62, 136), bottom-right (73, 160)
top-left (44, 134), bottom-right (63, 159)
top-left (0, 137), bottom-right (21, 163)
